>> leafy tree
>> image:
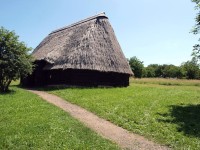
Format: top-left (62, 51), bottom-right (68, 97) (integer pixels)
top-left (162, 65), bottom-right (177, 78)
top-left (191, 0), bottom-right (200, 60)
top-left (145, 65), bottom-right (156, 77)
top-left (142, 67), bottom-right (147, 77)
top-left (175, 67), bottom-right (185, 79)
top-left (181, 58), bottom-right (200, 79)
top-left (0, 27), bottom-right (33, 92)
top-left (170, 65), bottom-right (184, 78)
top-left (144, 64), bottom-right (185, 79)
top-left (129, 56), bottom-right (144, 78)
top-left (155, 65), bottom-right (164, 77)
top-left (146, 64), bottom-right (163, 77)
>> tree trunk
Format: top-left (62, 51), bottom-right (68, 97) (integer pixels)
top-left (5, 80), bottom-right (11, 92)
top-left (0, 80), bottom-right (11, 93)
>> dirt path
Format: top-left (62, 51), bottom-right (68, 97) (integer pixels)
top-left (28, 90), bottom-right (170, 150)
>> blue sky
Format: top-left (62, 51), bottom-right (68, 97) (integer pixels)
top-left (0, 0), bottom-right (198, 66)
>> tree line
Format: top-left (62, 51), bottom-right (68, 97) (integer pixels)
top-left (129, 56), bottom-right (200, 79)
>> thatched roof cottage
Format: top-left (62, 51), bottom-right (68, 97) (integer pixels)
top-left (22, 13), bottom-right (133, 87)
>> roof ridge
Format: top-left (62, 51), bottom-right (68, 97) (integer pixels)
top-left (50, 12), bottom-right (107, 35)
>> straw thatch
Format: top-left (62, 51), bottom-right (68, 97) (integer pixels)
top-left (32, 12), bottom-right (133, 75)
top-left (22, 13), bottom-right (133, 87)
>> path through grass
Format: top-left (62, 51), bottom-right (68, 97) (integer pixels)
top-left (47, 79), bottom-right (200, 150)
top-left (0, 84), bottom-right (119, 150)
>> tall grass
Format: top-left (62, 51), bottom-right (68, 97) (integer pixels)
top-left (130, 78), bottom-right (200, 87)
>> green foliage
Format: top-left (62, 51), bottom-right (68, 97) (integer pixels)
top-left (144, 64), bottom-right (185, 79)
top-left (163, 65), bottom-right (184, 78)
top-left (129, 56), bottom-right (144, 78)
top-left (191, 0), bottom-right (200, 60)
top-left (142, 67), bottom-right (147, 77)
top-left (0, 27), bottom-right (33, 92)
top-left (0, 85), bottom-right (119, 149)
top-left (181, 58), bottom-right (200, 79)
top-left (192, 44), bottom-right (200, 61)
top-left (148, 64), bottom-right (162, 77)
top-left (145, 66), bottom-right (156, 77)
top-left (48, 79), bottom-right (200, 149)
top-left (128, 57), bottom-right (194, 79)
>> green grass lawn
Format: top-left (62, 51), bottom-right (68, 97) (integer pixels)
top-left (0, 83), bottom-right (119, 150)
top-left (46, 78), bottom-right (200, 150)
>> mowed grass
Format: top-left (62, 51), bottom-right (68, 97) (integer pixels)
top-left (0, 83), bottom-right (119, 150)
top-left (47, 78), bottom-right (200, 150)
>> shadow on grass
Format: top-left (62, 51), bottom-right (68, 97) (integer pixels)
top-left (2, 84), bottom-right (112, 94)
top-left (0, 84), bottom-right (23, 95)
top-left (0, 89), bottom-right (16, 95)
top-left (23, 85), bottom-right (117, 92)
top-left (158, 104), bottom-right (200, 138)
top-left (32, 85), bottom-right (68, 92)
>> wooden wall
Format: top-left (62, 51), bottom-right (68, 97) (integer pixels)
top-left (44, 69), bottom-right (130, 87)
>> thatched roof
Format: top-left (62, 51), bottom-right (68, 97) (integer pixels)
top-left (32, 12), bottom-right (133, 75)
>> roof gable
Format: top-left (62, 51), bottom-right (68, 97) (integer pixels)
top-left (32, 13), bottom-right (133, 75)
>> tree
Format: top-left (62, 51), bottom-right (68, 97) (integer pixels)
top-left (175, 67), bottom-right (185, 79)
top-left (192, 0), bottom-right (200, 60)
top-left (146, 64), bottom-right (162, 77)
top-left (144, 64), bottom-right (185, 79)
top-left (0, 27), bottom-right (33, 92)
top-left (181, 58), bottom-right (200, 79)
top-left (142, 67), bottom-right (147, 77)
top-left (129, 56), bottom-right (144, 78)
top-left (145, 65), bottom-right (156, 77)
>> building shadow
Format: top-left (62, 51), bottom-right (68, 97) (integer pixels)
top-left (158, 104), bottom-right (200, 138)
top-left (22, 84), bottom-right (118, 92)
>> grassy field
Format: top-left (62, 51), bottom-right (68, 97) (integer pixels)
top-left (130, 78), bottom-right (200, 86)
top-left (0, 82), bottom-right (119, 150)
top-left (46, 78), bottom-right (200, 150)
